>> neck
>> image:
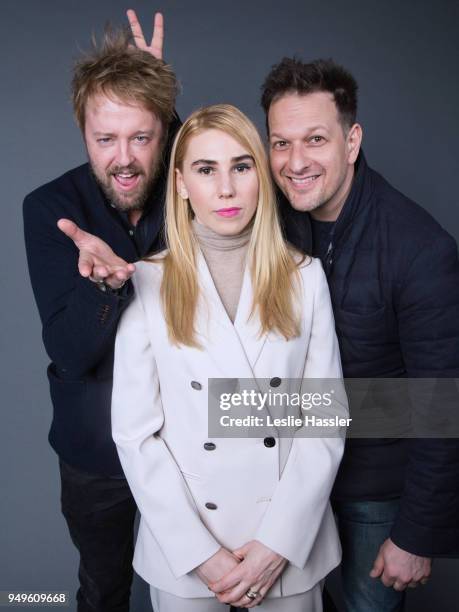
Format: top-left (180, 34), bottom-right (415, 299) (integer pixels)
top-left (311, 164), bottom-right (355, 222)
top-left (191, 219), bottom-right (251, 323)
top-left (128, 210), bottom-right (142, 226)
top-left (192, 219), bottom-right (252, 251)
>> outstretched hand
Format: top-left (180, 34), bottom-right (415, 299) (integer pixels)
top-left (57, 219), bottom-right (135, 289)
top-left (126, 9), bottom-right (164, 59)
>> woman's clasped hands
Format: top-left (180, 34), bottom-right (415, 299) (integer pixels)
top-left (197, 540), bottom-right (287, 608)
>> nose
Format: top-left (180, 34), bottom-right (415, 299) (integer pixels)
top-left (218, 171), bottom-right (235, 199)
top-left (115, 141), bottom-right (135, 168)
top-left (287, 142), bottom-right (311, 175)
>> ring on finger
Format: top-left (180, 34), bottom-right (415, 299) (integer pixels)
top-left (246, 588), bottom-right (260, 600)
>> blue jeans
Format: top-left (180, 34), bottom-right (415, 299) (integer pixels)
top-left (333, 499), bottom-right (406, 612)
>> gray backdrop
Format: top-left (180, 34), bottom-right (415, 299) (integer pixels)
top-left (1, 0), bottom-right (458, 610)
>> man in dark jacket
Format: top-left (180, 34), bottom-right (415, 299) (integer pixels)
top-left (23, 27), bottom-right (179, 612)
top-left (261, 58), bottom-right (459, 611)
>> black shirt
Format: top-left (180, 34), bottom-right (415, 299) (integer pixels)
top-left (310, 217), bottom-right (335, 263)
top-left (107, 203), bottom-right (163, 258)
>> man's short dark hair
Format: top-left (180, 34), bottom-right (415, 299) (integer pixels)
top-left (261, 58), bottom-right (358, 130)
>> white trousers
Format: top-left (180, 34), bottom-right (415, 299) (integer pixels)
top-left (150, 584), bottom-right (323, 612)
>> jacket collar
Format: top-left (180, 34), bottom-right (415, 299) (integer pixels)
top-left (316, 151), bottom-right (375, 278)
top-left (278, 185), bottom-right (313, 254)
top-left (331, 150), bottom-right (374, 244)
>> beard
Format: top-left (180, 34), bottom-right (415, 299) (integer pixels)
top-left (90, 156), bottom-right (162, 213)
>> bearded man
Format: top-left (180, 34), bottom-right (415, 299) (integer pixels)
top-left (23, 23), bottom-right (179, 612)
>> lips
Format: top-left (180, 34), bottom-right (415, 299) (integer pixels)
top-left (216, 207), bottom-right (242, 218)
top-left (112, 173), bottom-right (140, 191)
top-left (287, 174), bottom-right (321, 189)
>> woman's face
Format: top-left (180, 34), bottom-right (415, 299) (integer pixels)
top-left (176, 129), bottom-right (259, 235)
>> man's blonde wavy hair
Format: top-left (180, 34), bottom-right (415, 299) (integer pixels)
top-left (156, 103), bottom-right (304, 348)
top-left (71, 28), bottom-right (178, 131)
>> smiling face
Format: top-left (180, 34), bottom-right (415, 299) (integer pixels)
top-left (84, 92), bottom-right (164, 214)
top-left (175, 129), bottom-right (259, 235)
top-left (268, 91), bottom-right (362, 221)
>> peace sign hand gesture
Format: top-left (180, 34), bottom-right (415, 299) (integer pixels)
top-left (126, 9), bottom-right (164, 60)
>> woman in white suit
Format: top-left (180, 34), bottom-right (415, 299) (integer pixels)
top-left (111, 104), bottom-right (347, 611)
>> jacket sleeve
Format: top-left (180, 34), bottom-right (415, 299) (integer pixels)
top-left (390, 233), bottom-right (459, 556)
top-left (254, 259), bottom-right (347, 568)
top-left (111, 273), bottom-right (221, 579)
top-left (23, 192), bottom-right (134, 377)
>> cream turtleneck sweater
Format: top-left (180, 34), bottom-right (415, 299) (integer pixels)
top-left (192, 219), bottom-right (252, 323)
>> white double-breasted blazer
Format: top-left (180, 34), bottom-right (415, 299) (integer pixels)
top-left (111, 251), bottom-right (347, 598)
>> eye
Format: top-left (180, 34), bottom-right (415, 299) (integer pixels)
top-left (272, 140), bottom-right (288, 150)
top-left (233, 163), bottom-right (252, 174)
top-left (97, 137), bottom-right (112, 144)
top-left (198, 166), bottom-right (214, 175)
top-left (309, 135), bottom-right (325, 144)
top-left (134, 135), bottom-right (150, 144)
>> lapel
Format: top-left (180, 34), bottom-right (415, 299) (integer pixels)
top-left (233, 263), bottom-right (269, 370)
top-left (195, 251), bottom-right (268, 380)
top-left (196, 251), bottom-right (279, 437)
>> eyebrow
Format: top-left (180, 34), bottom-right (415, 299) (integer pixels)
top-left (270, 125), bottom-right (329, 139)
top-left (191, 154), bottom-right (254, 167)
top-left (93, 129), bottom-right (155, 137)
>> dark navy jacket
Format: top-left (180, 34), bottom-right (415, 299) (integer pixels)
top-left (281, 153), bottom-right (459, 556)
top-left (23, 118), bottom-right (180, 476)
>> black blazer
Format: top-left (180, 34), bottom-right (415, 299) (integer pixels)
top-left (23, 117), bottom-right (180, 475)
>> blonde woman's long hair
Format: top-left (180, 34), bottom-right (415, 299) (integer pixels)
top-left (158, 104), bottom-right (303, 347)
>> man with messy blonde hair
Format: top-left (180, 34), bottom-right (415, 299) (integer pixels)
top-left (72, 29), bottom-right (176, 132)
top-left (23, 19), bottom-right (179, 612)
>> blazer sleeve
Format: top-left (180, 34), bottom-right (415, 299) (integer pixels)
top-left (254, 259), bottom-right (347, 569)
top-left (111, 274), bottom-right (221, 579)
top-left (23, 191), bottom-right (134, 376)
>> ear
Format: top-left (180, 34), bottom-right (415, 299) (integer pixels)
top-left (175, 168), bottom-right (188, 199)
top-left (346, 123), bottom-right (363, 164)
